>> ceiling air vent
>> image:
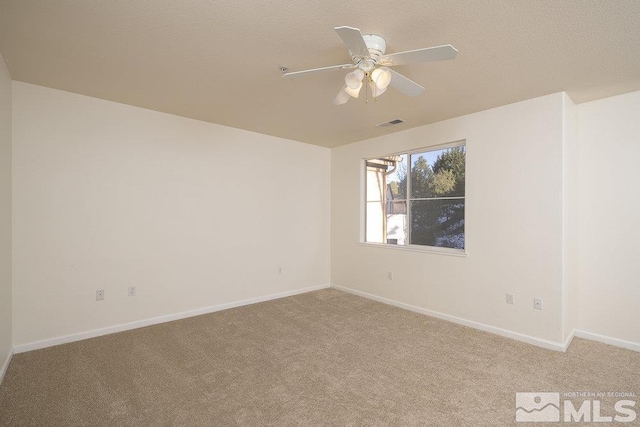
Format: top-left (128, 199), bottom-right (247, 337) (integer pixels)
top-left (377, 119), bottom-right (405, 128)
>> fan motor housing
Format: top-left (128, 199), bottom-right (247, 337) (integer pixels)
top-left (351, 34), bottom-right (387, 64)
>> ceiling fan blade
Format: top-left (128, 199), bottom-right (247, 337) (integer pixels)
top-left (282, 63), bottom-right (353, 78)
top-left (332, 86), bottom-right (350, 105)
top-left (388, 69), bottom-right (425, 97)
top-left (380, 45), bottom-right (458, 67)
top-left (335, 26), bottom-right (370, 58)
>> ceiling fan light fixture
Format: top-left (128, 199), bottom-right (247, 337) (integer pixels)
top-left (371, 67), bottom-right (392, 90)
top-left (369, 81), bottom-right (387, 98)
top-left (345, 69), bottom-right (365, 89)
top-left (345, 82), bottom-right (362, 98)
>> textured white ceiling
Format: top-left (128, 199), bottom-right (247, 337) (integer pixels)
top-left (1, 0), bottom-right (639, 147)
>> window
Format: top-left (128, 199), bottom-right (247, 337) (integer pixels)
top-left (364, 142), bottom-right (465, 251)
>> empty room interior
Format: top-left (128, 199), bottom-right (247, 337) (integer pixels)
top-left (1, 1), bottom-right (640, 425)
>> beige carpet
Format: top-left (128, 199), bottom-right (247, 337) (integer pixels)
top-left (0, 289), bottom-right (638, 426)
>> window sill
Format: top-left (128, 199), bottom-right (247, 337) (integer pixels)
top-left (358, 242), bottom-right (468, 257)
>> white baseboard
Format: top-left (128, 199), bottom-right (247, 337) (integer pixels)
top-left (330, 283), bottom-right (568, 352)
top-left (0, 347), bottom-right (13, 385)
top-left (331, 284), bottom-right (640, 353)
top-left (574, 329), bottom-right (640, 353)
top-left (11, 283), bottom-right (640, 356)
top-left (13, 283), bottom-right (330, 354)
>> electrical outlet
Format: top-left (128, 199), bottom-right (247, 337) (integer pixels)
top-left (506, 293), bottom-right (514, 304)
top-left (96, 290), bottom-right (104, 301)
top-left (128, 286), bottom-right (136, 297)
top-left (534, 297), bottom-right (543, 310)
top-left (387, 272), bottom-right (393, 280)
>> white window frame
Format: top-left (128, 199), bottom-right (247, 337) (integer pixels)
top-left (360, 140), bottom-right (467, 257)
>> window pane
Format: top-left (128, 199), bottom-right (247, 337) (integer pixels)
top-left (410, 147), bottom-right (465, 199)
top-left (386, 154), bottom-right (407, 200)
top-left (410, 199), bottom-right (465, 249)
top-left (366, 201), bottom-right (384, 243)
top-left (366, 167), bottom-right (384, 202)
top-left (365, 155), bottom-right (407, 244)
top-left (365, 156), bottom-right (407, 200)
top-left (386, 200), bottom-right (407, 245)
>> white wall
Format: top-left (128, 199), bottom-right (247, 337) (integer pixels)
top-left (0, 54), bottom-right (12, 377)
top-left (332, 94), bottom-right (565, 344)
top-left (562, 93), bottom-right (579, 342)
top-left (575, 90), bottom-right (640, 344)
top-left (11, 82), bottom-right (330, 346)
top-left (8, 78), bottom-right (640, 353)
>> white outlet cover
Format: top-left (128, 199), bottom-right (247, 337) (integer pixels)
top-left (534, 297), bottom-right (543, 310)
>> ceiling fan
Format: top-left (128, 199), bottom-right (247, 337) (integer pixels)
top-left (282, 26), bottom-right (458, 105)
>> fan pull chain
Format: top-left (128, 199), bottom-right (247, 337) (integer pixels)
top-left (365, 72), bottom-right (369, 104)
